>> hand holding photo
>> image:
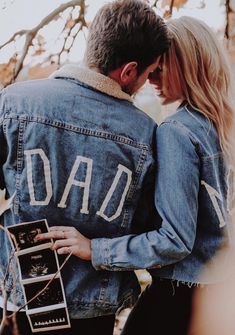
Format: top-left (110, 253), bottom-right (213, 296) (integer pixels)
top-left (36, 225), bottom-right (92, 260)
top-left (7, 219), bottom-right (52, 252)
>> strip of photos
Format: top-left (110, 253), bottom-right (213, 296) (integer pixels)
top-left (7, 219), bottom-right (71, 332)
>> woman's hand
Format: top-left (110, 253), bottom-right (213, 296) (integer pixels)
top-left (36, 226), bottom-right (91, 260)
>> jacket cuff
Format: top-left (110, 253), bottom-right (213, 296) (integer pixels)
top-left (91, 238), bottom-right (111, 270)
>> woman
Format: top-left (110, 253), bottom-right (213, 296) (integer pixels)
top-left (121, 16), bottom-right (235, 334)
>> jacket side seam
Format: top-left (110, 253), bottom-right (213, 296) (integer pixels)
top-left (14, 119), bottom-right (27, 215)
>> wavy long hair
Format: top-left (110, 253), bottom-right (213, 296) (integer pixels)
top-left (162, 16), bottom-right (235, 161)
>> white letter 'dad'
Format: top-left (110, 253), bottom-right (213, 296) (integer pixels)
top-left (97, 164), bottom-right (132, 222)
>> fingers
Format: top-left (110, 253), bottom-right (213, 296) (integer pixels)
top-left (34, 226), bottom-right (91, 260)
top-left (52, 238), bottom-right (76, 250)
top-left (57, 247), bottom-right (71, 255)
top-left (53, 237), bottom-right (92, 260)
top-left (36, 228), bottom-right (77, 241)
top-left (57, 246), bottom-right (78, 255)
top-left (36, 231), bottom-right (67, 241)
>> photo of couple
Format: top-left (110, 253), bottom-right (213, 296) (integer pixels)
top-left (0, 0), bottom-right (235, 334)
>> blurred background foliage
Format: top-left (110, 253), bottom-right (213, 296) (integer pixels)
top-left (0, 0), bottom-right (234, 88)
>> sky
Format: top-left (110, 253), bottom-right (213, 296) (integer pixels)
top-left (0, 0), bottom-right (226, 64)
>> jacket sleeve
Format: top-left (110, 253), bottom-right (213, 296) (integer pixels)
top-left (91, 120), bottom-right (200, 271)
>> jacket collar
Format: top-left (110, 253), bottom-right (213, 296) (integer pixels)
top-left (50, 64), bottom-right (133, 102)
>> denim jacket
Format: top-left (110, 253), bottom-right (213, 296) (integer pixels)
top-left (0, 65), bottom-right (157, 318)
top-left (92, 103), bottom-right (233, 284)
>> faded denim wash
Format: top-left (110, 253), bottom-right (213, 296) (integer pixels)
top-left (0, 66), bottom-right (158, 318)
top-left (92, 103), bottom-right (232, 284)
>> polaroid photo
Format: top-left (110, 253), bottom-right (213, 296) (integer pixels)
top-left (18, 248), bottom-right (58, 280)
top-left (23, 277), bottom-right (65, 310)
top-left (27, 307), bottom-right (71, 332)
top-left (7, 219), bottom-right (52, 253)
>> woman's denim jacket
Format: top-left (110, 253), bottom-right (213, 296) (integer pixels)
top-left (92, 103), bottom-right (234, 285)
top-left (0, 65), bottom-right (158, 318)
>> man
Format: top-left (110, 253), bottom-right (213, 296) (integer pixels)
top-left (0, 1), bottom-right (170, 334)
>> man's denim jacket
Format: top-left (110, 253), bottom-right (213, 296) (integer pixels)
top-left (0, 65), bottom-right (158, 318)
top-left (92, 103), bottom-right (233, 285)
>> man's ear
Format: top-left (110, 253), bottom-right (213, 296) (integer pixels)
top-left (120, 62), bottom-right (138, 85)
top-left (108, 62), bottom-right (138, 87)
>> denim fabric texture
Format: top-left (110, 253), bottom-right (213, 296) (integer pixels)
top-left (92, 103), bottom-right (231, 284)
top-left (0, 66), bottom-right (157, 318)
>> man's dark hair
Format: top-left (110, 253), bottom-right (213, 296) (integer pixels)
top-left (84, 0), bottom-right (171, 75)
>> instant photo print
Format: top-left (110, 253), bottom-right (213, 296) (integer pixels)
top-left (7, 219), bottom-right (52, 253)
top-left (24, 277), bottom-right (64, 310)
top-left (18, 248), bottom-right (58, 280)
top-left (7, 219), bottom-right (71, 332)
top-left (27, 307), bottom-right (71, 332)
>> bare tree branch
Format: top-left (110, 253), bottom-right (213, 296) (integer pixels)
top-left (151, 0), bottom-right (159, 8)
top-left (56, 3), bottom-right (87, 65)
top-left (0, 30), bottom-right (28, 50)
top-left (164, 0), bottom-right (175, 18)
top-left (1, 0), bottom-right (86, 85)
top-left (0, 289), bottom-right (9, 335)
top-left (169, 0), bottom-right (175, 14)
top-left (225, 0), bottom-right (230, 40)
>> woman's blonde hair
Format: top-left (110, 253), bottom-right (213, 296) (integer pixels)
top-left (163, 16), bottom-right (235, 161)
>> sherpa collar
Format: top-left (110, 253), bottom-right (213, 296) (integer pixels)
top-left (50, 64), bottom-right (133, 102)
